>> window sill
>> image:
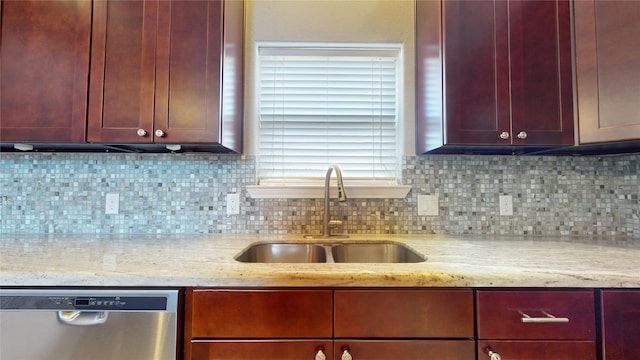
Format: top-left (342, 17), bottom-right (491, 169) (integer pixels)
top-left (246, 184), bottom-right (411, 199)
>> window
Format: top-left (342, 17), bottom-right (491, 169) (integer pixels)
top-left (257, 44), bottom-right (402, 182)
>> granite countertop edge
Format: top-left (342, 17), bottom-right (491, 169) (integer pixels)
top-left (1, 233), bottom-right (639, 288)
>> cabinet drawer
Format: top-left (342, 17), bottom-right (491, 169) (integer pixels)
top-left (477, 290), bottom-right (595, 340)
top-left (334, 289), bottom-right (474, 338)
top-left (334, 340), bottom-right (475, 360)
top-left (478, 340), bottom-right (596, 360)
top-left (189, 289), bottom-right (333, 338)
top-left (191, 340), bottom-right (332, 360)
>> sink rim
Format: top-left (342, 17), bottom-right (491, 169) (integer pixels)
top-left (234, 240), bottom-right (427, 264)
top-left (234, 242), bottom-right (328, 263)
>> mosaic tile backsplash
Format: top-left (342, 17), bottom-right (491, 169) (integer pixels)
top-left (1, 152), bottom-right (638, 238)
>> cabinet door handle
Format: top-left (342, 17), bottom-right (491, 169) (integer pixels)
top-left (516, 131), bottom-right (528, 139)
top-left (341, 347), bottom-right (353, 360)
top-left (315, 348), bottom-right (327, 360)
top-left (520, 310), bottom-right (569, 323)
top-left (155, 129), bottom-right (166, 137)
top-left (483, 347), bottom-right (502, 360)
top-left (137, 129), bottom-right (147, 137)
top-left (499, 131), bottom-right (510, 140)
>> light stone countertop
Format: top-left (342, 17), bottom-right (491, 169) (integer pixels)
top-left (1, 233), bottom-right (639, 288)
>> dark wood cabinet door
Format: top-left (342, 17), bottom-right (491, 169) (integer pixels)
top-left (442, 0), bottom-right (510, 146)
top-left (334, 289), bottom-right (474, 338)
top-left (575, 0), bottom-right (640, 144)
top-left (334, 340), bottom-right (475, 360)
top-left (1, 0), bottom-right (91, 142)
top-left (601, 290), bottom-right (640, 360)
top-left (478, 340), bottom-right (596, 360)
top-left (508, 0), bottom-right (574, 146)
top-left (155, 0), bottom-right (243, 150)
top-left (191, 340), bottom-right (332, 360)
top-left (418, 0), bottom-right (573, 152)
top-left (89, 0), bottom-right (243, 150)
top-left (87, 0), bottom-right (158, 143)
top-left (154, 0), bottom-right (223, 144)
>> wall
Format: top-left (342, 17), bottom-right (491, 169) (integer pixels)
top-left (1, 153), bottom-right (637, 238)
top-left (244, 0), bottom-right (416, 155)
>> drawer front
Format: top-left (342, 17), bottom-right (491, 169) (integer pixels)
top-left (477, 290), bottom-right (595, 340)
top-left (334, 289), bottom-right (474, 338)
top-left (334, 340), bottom-right (475, 360)
top-left (191, 340), bottom-right (332, 360)
top-left (190, 289), bottom-right (333, 338)
top-left (478, 340), bottom-right (596, 360)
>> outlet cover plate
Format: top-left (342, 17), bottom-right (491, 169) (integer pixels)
top-left (226, 193), bottom-right (240, 215)
top-left (418, 194), bottom-right (439, 216)
top-left (499, 195), bottom-right (513, 216)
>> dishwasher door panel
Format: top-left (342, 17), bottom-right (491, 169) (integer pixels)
top-left (0, 310), bottom-right (177, 360)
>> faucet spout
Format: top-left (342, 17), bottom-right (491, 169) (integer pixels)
top-left (305, 165), bottom-right (349, 239)
top-left (326, 165), bottom-right (347, 203)
top-left (322, 165), bottom-right (347, 237)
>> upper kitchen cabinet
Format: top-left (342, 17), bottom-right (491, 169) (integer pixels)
top-left (416, 0), bottom-right (574, 154)
top-left (574, 0), bottom-right (640, 145)
top-left (0, 0), bottom-right (91, 143)
top-left (88, 0), bottom-right (243, 153)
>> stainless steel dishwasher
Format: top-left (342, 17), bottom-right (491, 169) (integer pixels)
top-left (0, 289), bottom-right (179, 360)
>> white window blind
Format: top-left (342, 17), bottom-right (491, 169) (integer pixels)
top-left (257, 45), bottom-right (400, 182)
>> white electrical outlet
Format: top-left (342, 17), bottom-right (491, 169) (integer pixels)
top-left (226, 193), bottom-right (240, 215)
top-left (499, 195), bottom-right (513, 216)
top-left (418, 194), bottom-right (439, 216)
top-left (105, 193), bottom-right (119, 215)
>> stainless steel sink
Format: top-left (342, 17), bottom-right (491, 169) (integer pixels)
top-left (235, 241), bottom-right (426, 263)
top-left (331, 242), bottom-right (426, 263)
top-left (235, 243), bottom-right (327, 263)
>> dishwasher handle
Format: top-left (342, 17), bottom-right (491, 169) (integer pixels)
top-left (57, 311), bottom-right (109, 326)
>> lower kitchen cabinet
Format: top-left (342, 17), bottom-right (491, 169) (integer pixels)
top-left (334, 340), bottom-right (475, 360)
top-left (476, 290), bottom-right (596, 360)
top-left (191, 340), bottom-right (332, 360)
top-left (187, 288), bottom-right (640, 360)
top-left (334, 289), bottom-right (474, 338)
top-left (185, 289), bottom-right (332, 360)
top-left (601, 290), bottom-right (640, 360)
top-left (477, 340), bottom-right (596, 359)
top-left (185, 288), bottom-right (474, 360)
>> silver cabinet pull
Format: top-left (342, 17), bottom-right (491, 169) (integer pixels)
top-left (315, 349), bottom-right (327, 360)
top-left (516, 131), bottom-right (528, 139)
top-left (155, 129), bottom-right (166, 137)
top-left (136, 129), bottom-right (147, 137)
top-left (499, 131), bottom-right (510, 139)
top-left (520, 310), bottom-right (569, 323)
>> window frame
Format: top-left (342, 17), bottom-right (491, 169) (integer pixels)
top-left (247, 42), bottom-right (410, 199)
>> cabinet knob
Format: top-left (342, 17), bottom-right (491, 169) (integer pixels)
top-left (155, 129), bottom-right (166, 138)
top-left (341, 348), bottom-right (353, 360)
top-left (499, 131), bottom-right (510, 140)
top-left (315, 348), bottom-right (327, 360)
top-left (136, 129), bottom-right (147, 137)
top-left (517, 131), bottom-right (528, 139)
top-left (483, 347), bottom-right (502, 360)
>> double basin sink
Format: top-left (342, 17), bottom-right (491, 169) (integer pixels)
top-left (235, 241), bottom-right (426, 263)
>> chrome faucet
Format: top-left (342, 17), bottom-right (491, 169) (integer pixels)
top-left (305, 165), bottom-right (349, 239)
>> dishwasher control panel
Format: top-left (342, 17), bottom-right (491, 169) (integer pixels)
top-left (1, 292), bottom-right (172, 311)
